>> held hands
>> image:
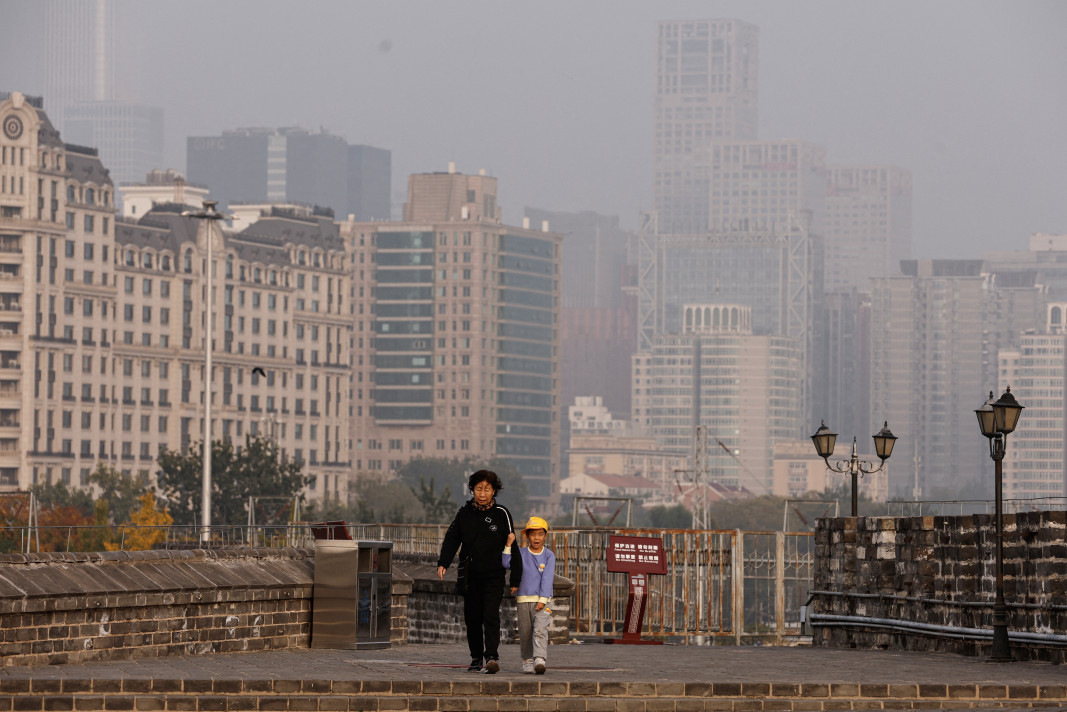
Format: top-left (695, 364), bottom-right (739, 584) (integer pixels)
top-left (506, 532), bottom-right (515, 546)
top-left (437, 566), bottom-right (446, 580)
top-left (535, 602), bottom-right (546, 611)
top-left (511, 587), bottom-right (518, 595)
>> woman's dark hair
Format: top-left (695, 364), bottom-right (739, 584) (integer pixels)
top-left (468, 469), bottom-right (503, 494)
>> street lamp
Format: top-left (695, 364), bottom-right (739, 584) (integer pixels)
top-left (974, 386), bottom-right (1024, 662)
top-left (182, 200), bottom-right (228, 543)
top-left (810, 420), bottom-right (897, 516)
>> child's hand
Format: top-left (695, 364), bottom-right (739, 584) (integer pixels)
top-left (535, 602), bottom-right (545, 611)
top-left (506, 533), bottom-right (515, 546)
top-left (511, 587), bottom-right (518, 595)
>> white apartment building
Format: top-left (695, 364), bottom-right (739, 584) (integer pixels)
top-left (0, 91), bottom-right (351, 501)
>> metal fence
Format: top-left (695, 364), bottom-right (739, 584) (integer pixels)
top-left (0, 522), bottom-right (814, 645)
top-left (342, 524), bottom-right (814, 645)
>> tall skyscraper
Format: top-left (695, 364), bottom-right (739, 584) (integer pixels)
top-left (346, 169), bottom-right (563, 505)
top-left (999, 304), bottom-right (1067, 501)
top-left (870, 260), bottom-right (987, 498)
top-left (825, 166), bottom-right (912, 292)
top-left (44, 0), bottom-right (116, 127)
top-left (632, 303), bottom-right (802, 492)
top-left (43, 0), bottom-right (165, 188)
top-left (654, 19), bottom-right (759, 235)
top-left (63, 102), bottom-right (164, 188)
top-left (708, 139), bottom-right (828, 236)
top-left (524, 207), bottom-right (635, 478)
top-left (187, 127), bottom-right (391, 222)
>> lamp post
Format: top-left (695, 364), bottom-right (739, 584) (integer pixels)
top-left (182, 201), bottom-right (227, 543)
top-left (975, 386), bottom-right (1024, 662)
top-left (810, 421), bottom-right (897, 516)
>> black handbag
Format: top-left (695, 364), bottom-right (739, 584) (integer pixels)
top-left (455, 557), bottom-right (470, 596)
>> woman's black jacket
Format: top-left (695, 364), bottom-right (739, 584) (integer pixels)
top-left (437, 500), bottom-right (522, 587)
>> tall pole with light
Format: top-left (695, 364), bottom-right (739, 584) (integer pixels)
top-left (810, 421), bottom-right (897, 517)
top-left (974, 387), bottom-right (1024, 662)
top-left (182, 201), bottom-right (227, 543)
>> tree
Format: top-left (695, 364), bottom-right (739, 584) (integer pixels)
top-left (645, 504), bottom-right (697, 529)
top-left (106, 492), bottom-right (173, 551)
top-left (350, 476), bottom-right (425, 523)
top-left (156, 435), bottom-right (309, 526)
top-left (415, 476), bottom-right (457, 524)
top-left (395, 456), bottom-right (531, 522)
top-left (86, 462), bottom-right (150, 525)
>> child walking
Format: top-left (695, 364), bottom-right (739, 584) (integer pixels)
top-left (503, 516), bottom-right (555, 674)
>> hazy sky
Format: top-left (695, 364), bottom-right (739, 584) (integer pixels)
top-left (2, 1), bottom-right (1064, 257)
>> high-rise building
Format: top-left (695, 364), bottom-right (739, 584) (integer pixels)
top-left (346, 169), bottom-right (563, 506)
top-left (632, 304), bottom-right (802, 493)
top-left (708, 139), bottom-right (827, 236)
top-left (43, 0), bottom-right (165, 189)
top-left (524, 207), bottom-right (636, 479)
top-left (820, 289), bottom-right (871, 444)
top-left (187, 127), bottom-right (391, 222)
top-left (983, 233), bottom-right (1067, 301)
top-left (999, 304), bottom-right (1067, 501)
top-left (825, 166), bottom-right (912, 292)
top-left (638, 217), bottom-right (824, 425)
top-left (654, 19), bottom-right (759, 235)
top-left (870, 260), bottom-right (987, 498)
top-left (43, 0), bottom-right (116, 129)
top-left (63, 102), bottom-right (164, 188)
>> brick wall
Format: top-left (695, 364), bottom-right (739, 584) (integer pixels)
top-left (812, 512), bottom-right (1067, 662)
top-left (0, 547), bottom-right (415, 667)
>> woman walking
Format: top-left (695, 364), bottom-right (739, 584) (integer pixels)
top-left (437, 469), bottom-right (521, 673)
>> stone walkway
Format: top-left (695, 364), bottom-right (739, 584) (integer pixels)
top-left (2, 643), bottom-right (1064, 710)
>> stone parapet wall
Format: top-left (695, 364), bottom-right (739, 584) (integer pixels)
top-left (812, 512), bottom-right (1067, 662)
top-left (0, 548), bottom-right (316, 667)
top-left (397, 553), bottom-right (575, 646)
top-left (0, 547), bottom-right (416, 667)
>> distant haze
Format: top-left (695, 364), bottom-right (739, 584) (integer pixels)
top-left (1, 0), bottom-right (1064, 256)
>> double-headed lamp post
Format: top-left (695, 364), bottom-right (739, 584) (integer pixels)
top-left (181, 200), bottom-right (227, 543)
top-left (974, 386), bottom-right (1025, 662)
top-left (810, 421), bottom-right (897, 517)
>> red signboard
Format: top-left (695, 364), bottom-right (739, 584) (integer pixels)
top-left (606, 535), bottom-right (668, 575)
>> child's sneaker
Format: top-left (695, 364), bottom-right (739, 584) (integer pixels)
top-left (534, 657), bottom-right (546, 675)
top-left (484, 658), bottom-right (500, 674)
top-left (466, 657), bottom-right (483, 673)
top-left (521, 659), bottom-right (535, 674)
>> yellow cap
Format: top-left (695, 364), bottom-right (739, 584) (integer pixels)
top-left (524, 516), bottom-right (549, 532)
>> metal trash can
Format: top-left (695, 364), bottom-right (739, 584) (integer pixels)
top-left (311, 538), bottom-right (393, 649)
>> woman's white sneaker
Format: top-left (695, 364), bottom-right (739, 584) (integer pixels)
top-left (521, 659), bottom-right (535, 674)
top-left (534, 657), bottom-right (546, 674)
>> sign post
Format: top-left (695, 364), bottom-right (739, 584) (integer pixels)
top-left (605, 534), bottom-right (667, 644)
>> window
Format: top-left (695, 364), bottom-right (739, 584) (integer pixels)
top-left (84, 215), bottom-right (94, 232)
top-left (83, 243), bottom-right (94, 260)
top-left (65, 240), bottom-right (74, 258)
top-left (143, 279), bottom-right (152, 296)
